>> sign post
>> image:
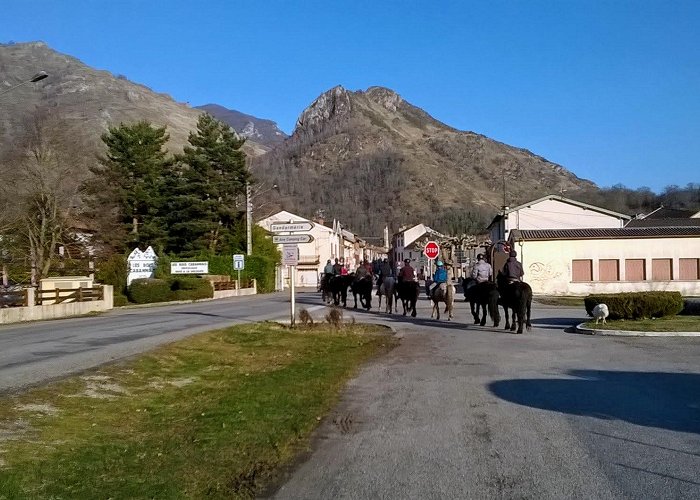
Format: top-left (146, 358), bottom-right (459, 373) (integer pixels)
top-left (424, 240), bottom-right (440, 278)
top-left (233, 254), bottom-right (245, 288)
top-left (282, 244), bottom-right (299, 326)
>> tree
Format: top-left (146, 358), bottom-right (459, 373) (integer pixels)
top-left (84, 121), bottom-right (172, 252)
top-left (1, 109), bottom-right (82, 284)
top-left (163, 114), bottom-right (249, 254)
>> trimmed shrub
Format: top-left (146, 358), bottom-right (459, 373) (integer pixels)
top-left (128, 279), bottom-right (172, 304)
top-left (113, 293), bottom-right (130, 307)
top-left (584, 292), bottom-right (684, 320)
top-left (169, 277), bottom-right (213, 301)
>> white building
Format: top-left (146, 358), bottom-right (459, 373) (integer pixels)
top-left (488, 195), bottom-right (631, 244)
top-left (499, 199), bottom-right (700, 296)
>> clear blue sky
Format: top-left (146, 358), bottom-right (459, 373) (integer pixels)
top-left (3, 1), bottom-right (698, 193)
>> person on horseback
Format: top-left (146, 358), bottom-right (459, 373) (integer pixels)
top-left (471, 253), bottom-right (493, 283)
top-left (429, 260), bottom-right (448, 298)
top-left (332, 258), bottom-right (343, 276)
top-left (398, 258), bottom-right (415, 283)
top-left (377, 258), bottom-right (393, 296)
top-left (323, 259), bottom-right (334, 276)
top-left (502, 250), bottom-right (524, 283)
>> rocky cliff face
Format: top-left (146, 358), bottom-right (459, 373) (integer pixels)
top-left (254, 85), bottom-right (596, 236)
top-left (196, 103), bottom-right (287, 148)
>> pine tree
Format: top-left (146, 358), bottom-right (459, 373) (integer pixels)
top-left (164, 114), bottom-right (249, 254)
top-left (85, 121), bottom-right (172, 251)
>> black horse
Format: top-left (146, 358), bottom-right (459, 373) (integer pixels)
top-left (462, 278), bottom-right (500, 327)
top-left (351, 276), bottom-right (373, 310)
top-left (329, 274), bottom-right (354, 307)
top-left (396, 280), bottom-right (419, 317)
top-left (319, 274), bottom-right (333, 304)
top-left (496, 273), bottom-right (533, 334)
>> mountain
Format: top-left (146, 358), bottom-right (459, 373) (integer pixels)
top-left (0, 42), bottom-right (268, 171)
top-left (196, 104), bottom-right (287, 148)
top-left (253, 85), bottom-right (597, 236)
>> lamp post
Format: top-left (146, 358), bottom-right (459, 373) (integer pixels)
top-left (0, 71), bottom-right (48, 97)
top-left (1, 71), bottom-right (48, 287)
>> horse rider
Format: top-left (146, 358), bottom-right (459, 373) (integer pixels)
top-left (430, 260), bottom-right (448, 298)
top-left (332, 258), bottom-right (343, 276)
top-left (502, 250), bottom-right (524, 283)
top-left (376, 258), bottom-right (394, 296)
top-left (471, 253), bottom-right (493, 283)
top-left (398, 258), bottom-right (415, 283)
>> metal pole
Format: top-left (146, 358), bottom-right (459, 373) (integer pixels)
top-left (290, 265), bottom-right (296, 326)
top-left (246, 182), bottom-right (252, 256)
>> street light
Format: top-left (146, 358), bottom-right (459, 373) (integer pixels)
top-left (0, 71), bottom-right (49, 97)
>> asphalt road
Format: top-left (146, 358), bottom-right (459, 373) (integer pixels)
top-left (1, 291), bottom-right (699, 498)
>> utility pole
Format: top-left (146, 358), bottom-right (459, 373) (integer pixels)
top-left (246, 181), bottom-right (252, 256)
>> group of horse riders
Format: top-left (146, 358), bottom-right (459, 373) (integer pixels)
top-left (321, 249), bottom-right (525, 300)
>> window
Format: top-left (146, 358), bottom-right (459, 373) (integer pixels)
top-left (679, 258), bottom-right (699, 280)
top-left (625, 259), bottom-right (646, 281)
top-left (572, 260), bottom-right (592, 282)
top-left (652, 259), bottom-right (673, 280)
top-left (599, 259), bottom-right (620, 281)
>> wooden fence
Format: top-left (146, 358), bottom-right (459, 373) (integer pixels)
top-left (212, 280), bottom-right (254, 291)
top-left (36, 286), bottom-right (104, 306)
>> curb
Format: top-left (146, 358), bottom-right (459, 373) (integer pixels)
top-left (575, 323), bottom-right (700, 337)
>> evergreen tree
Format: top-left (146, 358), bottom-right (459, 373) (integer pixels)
top-left (85, 121), bottom-right (172, 251)
top-left (164, 114), bottom-right (249, 254)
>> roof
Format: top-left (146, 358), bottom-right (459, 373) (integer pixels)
top-left (488, 195), bottom-right (632, 229)
top-left (513, 227), bottom-right (700, 241)
top-left (638, 207), bottom-right (696, 219)
top-left (626, 217), bottom-right (700, 228)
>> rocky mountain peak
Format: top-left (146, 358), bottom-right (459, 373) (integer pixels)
top-left (295, 85), bottom-right (352, 133)
top-left (364, 86), bottom-right (403, 111)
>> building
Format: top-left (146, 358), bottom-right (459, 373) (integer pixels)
top-left (488, 195), bottom-right (631, 244)
top-left (504, 201), bottom-right (700, 296)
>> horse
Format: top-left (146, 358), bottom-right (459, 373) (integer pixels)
top-left (496, 273), bottom-right (533, 334)
top-left (396, 279), bottom-right (419, 317)
top-left (319, 273), bottom-right (333, 304)
top-left (378, 276), bottom-right (397, 313)
top-left (329, 274), bottom-right (353, 307)
top-left (462, 278), bottom-right (500, 327)
top-left (430, 282), bottom-right (455, 320)
top-left (351, 276), bottom-right (373, 310)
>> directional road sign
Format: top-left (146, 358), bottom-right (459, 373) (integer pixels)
top-left (424, 241), bottom-right (440, 260)
top-left (272, 234), bottom-right (314, 244)
top-left (270, 221), bottom-right (314, 233)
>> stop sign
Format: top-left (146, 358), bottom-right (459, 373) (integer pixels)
top-left (424, 241), bottom-right (440, 260)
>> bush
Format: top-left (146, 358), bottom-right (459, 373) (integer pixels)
top-left (128, 279), bottom-right (172, 304)
top-left (584, 292), bottom-right (684, 320)
top-left (169, 277), bottom-right (213, 301)
top-left (113, 293), bottom-right (130, 307)
top-left (96, 254), bottom-right (128, 296)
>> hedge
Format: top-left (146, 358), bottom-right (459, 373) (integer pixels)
top-left (169, 276), bottom-right (214, 301)
top-left (584, 291), bottom-right (684, 320)
top-left (128, 279), bottom-right (172, 304)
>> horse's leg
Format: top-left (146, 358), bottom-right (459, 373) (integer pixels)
top-left (510, 309), bottom-right (517, 332)
top-left (479, 302), bottom-right (487, 326)
top-left (470, 301), bottom-right (479, 324)
top-left (503, 305), bottom-right (511, 330)
top-left (525, 294), bottom-right (532, 331)
top-left (353, 290), bottom-right (358, 309)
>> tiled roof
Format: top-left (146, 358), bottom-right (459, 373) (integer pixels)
top-left (516, 227), bottom-right (700, 240)
top-left (626, 218), bottom-right (700, 228)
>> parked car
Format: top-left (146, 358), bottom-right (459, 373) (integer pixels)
top-left (0, 285), bottom-right (25, 308)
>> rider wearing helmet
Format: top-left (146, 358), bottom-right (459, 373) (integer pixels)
top-left (377, 258), bottom-right (394, 295)
top-left (471, 253), bottom-right (493, 283)
top-left (433, 260), bottom-right (448, 284)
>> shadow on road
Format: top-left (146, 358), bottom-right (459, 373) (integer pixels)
top-left (489, 369), bottom-right (700, 434)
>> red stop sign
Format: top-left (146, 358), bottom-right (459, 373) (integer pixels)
top-left (424, 241), bottom-right (440, 260)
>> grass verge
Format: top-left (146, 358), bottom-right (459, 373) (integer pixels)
top-left (534, 296), bottom-right (585, 307)
top-left (582, 315), bottom-right (700, 332)
top-left (0, 321), bottom-right (396, 499)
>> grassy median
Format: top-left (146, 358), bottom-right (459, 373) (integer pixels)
top-left (583, 315), bottom-right (700, 332)
top-left (0, 321), bottom-right (396, 499)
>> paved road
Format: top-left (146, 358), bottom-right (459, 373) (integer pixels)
top-left (0, 293), bottom-right (320, 393)
top-left (274, 293), bottom-right (700, 499)
top-left (2, 291), bottom-right (699, 498)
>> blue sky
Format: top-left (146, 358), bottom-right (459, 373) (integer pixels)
top-left (3, 1), bottom-right (698, 193)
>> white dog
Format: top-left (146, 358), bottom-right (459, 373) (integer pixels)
top-left (592, 303), bottom-right (609, 324)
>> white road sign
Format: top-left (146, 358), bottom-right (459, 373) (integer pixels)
top-left (272, 234), bottom-right (314, 244)
top-left (171, 261), bottom-right (209, 274)
top-left (270, 221), bottom-right (314, 233)
top-left (233, 254), bottom-right (245, 271)
top-left (282, 244), bottom-right (298, 266)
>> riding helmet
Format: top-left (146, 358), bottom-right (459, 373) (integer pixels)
top-left (436, 260), bottom-right (444, 266)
